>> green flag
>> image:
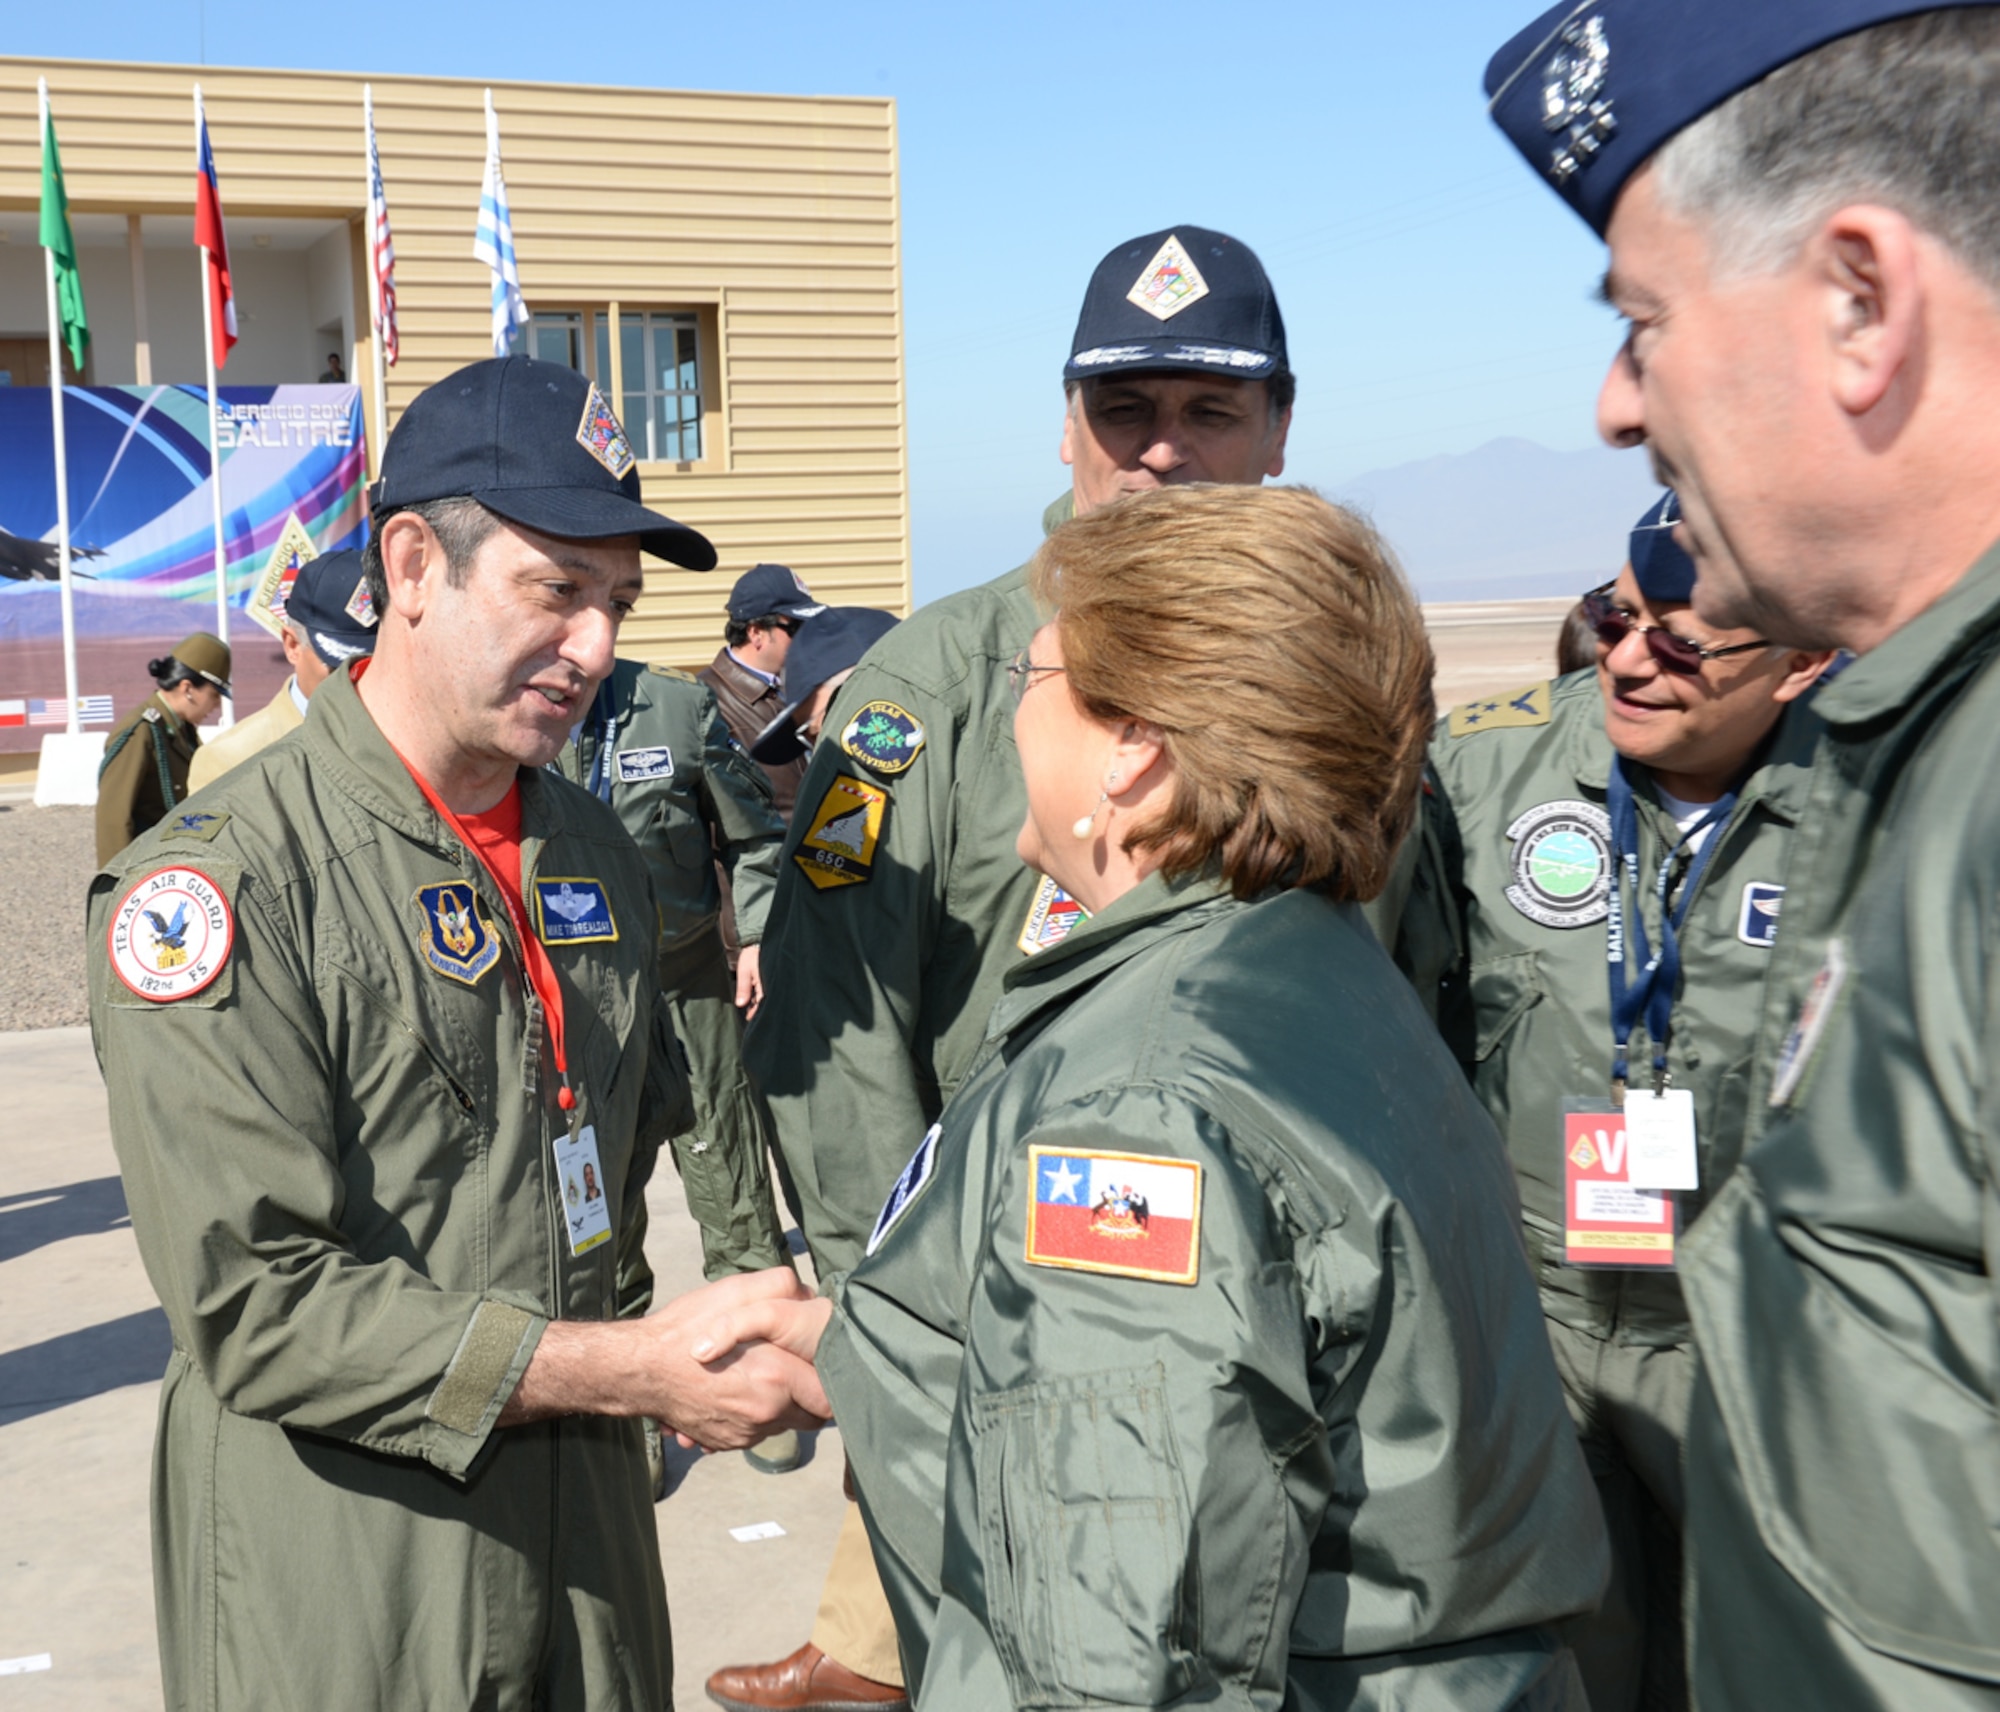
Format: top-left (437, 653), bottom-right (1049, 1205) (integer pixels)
top-left (39, 105), bottom-right (88, 375)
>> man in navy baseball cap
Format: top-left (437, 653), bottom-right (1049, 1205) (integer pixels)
top-left (1485, 6), bottom-right (2000, 1708)
top-left (750, 607), bottom-right (900, 765)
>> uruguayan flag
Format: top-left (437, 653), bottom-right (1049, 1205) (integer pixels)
top-left (472, 90), bottom-right (528, 358)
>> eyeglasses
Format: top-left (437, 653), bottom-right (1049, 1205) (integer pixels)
top-left (1006, 649), bottom-right (1066, 704)
top-left (1580, 586), bottom-right (1771, 675)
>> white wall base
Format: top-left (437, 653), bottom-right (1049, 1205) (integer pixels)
top-left (34, 731), bottom-right (107, 806)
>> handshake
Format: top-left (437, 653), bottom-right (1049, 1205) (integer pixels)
top-left (500, 1268), bottom-right (834, 1452)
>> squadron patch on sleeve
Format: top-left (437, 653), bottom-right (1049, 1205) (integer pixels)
top-left (534, 878), bottom-right (619, 944)
top-left (1026, 1147), bottom-right (1202, 1285)
top-left (107, 866), bottom-right (235, 1001)
top-left (415, 882), bottom-right (501, 986)
top-left (838, 701), bottom-right (926, 777)
top-left (794, 777), bottom-right (887, 890)
top-left (1449, 680), bottom-right (1553, 738)
top-left (1017, 873), bottom-right (1088, 955)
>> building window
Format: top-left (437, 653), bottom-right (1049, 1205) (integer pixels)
top-left (597, 312), bottom-right (702, 464)
top-left (526, 311), bottom-right (584, 370)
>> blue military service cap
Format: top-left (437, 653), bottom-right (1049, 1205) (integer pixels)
top-left (1065, 226), bottom-right (1288, 384)
top-left (1630, 491), bottom-right (1695, 604)
top-left (283, 549), bottom-right (379, 668)
top-left (1484, 0), bottom-right (1994, 236)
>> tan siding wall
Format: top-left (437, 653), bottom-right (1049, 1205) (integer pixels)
top-left (0, 57), bottom-right (909, 666)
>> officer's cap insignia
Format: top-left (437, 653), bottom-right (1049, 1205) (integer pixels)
top-left (534, 878), bottom-right (618, 944)
top-left (576, 384), bottom-right (637, 480)
top-left (1126, 234), bottom-right (1210, 323)
top-left (162, 810), bottom-right (229, 842)
top-left (108, 866), bottom-right (235, 1002)
top-left (1504, 798), bottom-right (1612, 930)
top-left (1026, 1146), bottom-right (1202, 1285)
top-left (1018, 873), bottom-right (1088, 956)
top-left (795, 776), bottom-right (887, 891)
top-left (1540, 15), bottom-right (1617, 186)
top-left (838, 701), bottom-right (925, 777)
top-left (1449, 680), bottom-right (1552, 738)
top-left (415, 882), bottom-right (500, 985)
top-left (867, 1123), bottom-right (941, 1258)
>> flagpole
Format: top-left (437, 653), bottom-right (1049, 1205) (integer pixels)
top-left (40, 79), bottom-right (80, 740)
top-left (365, 84), bottom-right (389, 475)
top-left (195, 84), bottom-right (233, 727)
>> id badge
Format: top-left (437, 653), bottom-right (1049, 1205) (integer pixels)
top-left (1624, 1087), bottom-right (1698, 1190)
top-left (554, 1123), bottom-right (614, 1257)
top-left (1560, 1099), bottom-right (1676, 1269)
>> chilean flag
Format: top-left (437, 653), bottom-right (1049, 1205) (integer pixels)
top-left (194, 92), bottom-right (237, 366)
top-left (1025, 1147), bottom-right (1202, 1285)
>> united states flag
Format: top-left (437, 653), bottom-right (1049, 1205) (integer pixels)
top-left (364, 85), bottom-right (399, 367)
top-left (29, 695), bottom-right (113, 726)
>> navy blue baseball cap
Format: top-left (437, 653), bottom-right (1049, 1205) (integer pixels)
top-left (1065, 226), bottom-right (1288, 385)
top-left (371, 357), bottom-right (716, 569)
top-left (1629, 491), bottom-right (1696, 604)
top-left (284, 549), bottom-right (379, 667)
top-left (1485, 1), bottom-right (1993, 236)
top-left (727, 563), bottom-right (826, 625)
top-left (750, 607), bottom-right (901, 764)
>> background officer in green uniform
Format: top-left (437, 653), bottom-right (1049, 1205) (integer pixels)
top-left (713, 228), bottom-right (1295, 1712)
top-left (1488, 5), bottom-right (2000, 1704)
top-left (1389, 496), bottom-right (1831, 1712)
top-left (87, 356), bottom-right (826, 1712)
top-left (94, 630), bottom-right (230, 863)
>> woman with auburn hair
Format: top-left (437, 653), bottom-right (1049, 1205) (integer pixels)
top-left (700, 485), bottom-right (1609, 1710)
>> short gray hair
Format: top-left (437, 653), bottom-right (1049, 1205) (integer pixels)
top-left (360, 495), bottom-right (503, 619)
top-left (1653, 9), bottom-right (2000, 288)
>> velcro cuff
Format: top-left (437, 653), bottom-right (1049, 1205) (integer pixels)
top-left (427, 1300), bottom-right (541, 1437)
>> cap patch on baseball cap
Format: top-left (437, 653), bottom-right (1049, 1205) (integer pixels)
top-left (1126, 234), bottom-right (1210, 322)
top-left (344, 580), bottom-right (378, 628)
top-left (576, 384), bottom-right (637, 480)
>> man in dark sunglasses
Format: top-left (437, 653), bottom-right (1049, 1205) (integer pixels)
top-left (1379, 491), bottom-right (1832, 1712)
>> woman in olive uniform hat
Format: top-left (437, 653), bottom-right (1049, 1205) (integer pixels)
top-left (94, 632), bottom-right (231, 863)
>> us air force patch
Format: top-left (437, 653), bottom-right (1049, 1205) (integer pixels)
top-left (415, 882), bottom-right (500, 986)
top-left (1017, 874), bottom-right (1087, 955)
top-left (795, 777), bottom-right (887, 890)
top-left (1026, 1146), bottom-right (1202, 1285)
top-left (867, 1123), bottom-right (940, 1257)
top-left (616, 746), bottom-right (674, 783)
top-left (576, 383), bottom-right (637, 479)
top-left (161, 810), bottom-right (229, 843)
top-left (1126, 233), bottom-right (1210, 322)
top-left (1449, 681), bottom-right (1552, 737)
top-left (534, 878), bottom-right (618, 944)
top-left (1504, 799), bottom-right (1612, 928)
top-left (1737, 882), bottom-right (1784, 948)
top-left (108, 866), bottom-right (235, 1001)
top-left (838, 701), bottom-right (925, 776)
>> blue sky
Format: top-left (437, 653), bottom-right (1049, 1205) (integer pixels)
top-left (16, 0), bottom-right (1622, 601)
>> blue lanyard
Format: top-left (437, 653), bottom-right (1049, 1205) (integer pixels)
top-left (1605, 757), bottom-right (1734, 1098)
top-left (581, 682), bottom-right (619, 804)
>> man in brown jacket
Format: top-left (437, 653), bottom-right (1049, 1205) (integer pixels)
top-left (698, 563), bottom-right (824, 817)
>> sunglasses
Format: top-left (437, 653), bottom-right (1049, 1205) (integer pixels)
top-left (1580, 586), bottom-right (1771, 675)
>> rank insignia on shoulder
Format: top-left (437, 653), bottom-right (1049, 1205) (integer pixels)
top-left (1018, 873), bottom-right (1087, 955)
top-left (616, 745), bottom-right (674, 783)
top-left (1449, 680), bottom-right (1552, 738)
top-left (839, 701), bottom-right (925, 777)
top-left (646, 662), bottom-right (697, 683)
top-left (107, 865), bottom-right (235, 1002)
top-left (162, 810), bottom-right (229, 842)
top-left (1025, 1146), bottom-right (1202, 1286)
top-left (415, 882), bottom-right (501, 986)
top-left (867, 1123), bottom-right (941, 1257)
top-left (795, 777), bottom-right (887, 890)
top-left (534, 878), bottom-right (618, 944)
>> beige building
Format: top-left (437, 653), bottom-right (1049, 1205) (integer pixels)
top-left (0, 56), bottom-right (909, 664)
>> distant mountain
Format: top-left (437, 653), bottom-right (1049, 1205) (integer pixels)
top-left (1327, 436), bottom-right (1664, 603)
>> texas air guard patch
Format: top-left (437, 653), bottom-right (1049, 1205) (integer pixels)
top-left (535, 879), bottom-right (618, 944)
top-left (576, 384), bottom-right (637, 479)
top-left (839, 701), bottom-right (925, 776)
top-left (1449, 680), bottom-right (1553, 738)
top-left (108, 866), bottom-right (235, 1001)
top-left (415, 882), bottom-right (500, 986)
top-left (795, 777), bottom-right (887, 890)
top-left (1026, 1147), bottom-right (1202, 1285)
top-left (1126, 233), bottom-right (1210, 322)
top-left (1018, 874), bottom-right (1087, 955)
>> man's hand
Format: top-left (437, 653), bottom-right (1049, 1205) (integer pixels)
top-left (691, 1290), bottom-right (832, 1368)
top-left (734, 943), bottom-right (765, 1018)
top-left (500, 1268), bottom-right (828, 1448)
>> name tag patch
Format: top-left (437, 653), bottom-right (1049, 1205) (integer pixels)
top-left (1025, 1146), bottom-right (1202, 1285)
top-left (616, 745), bottom-right (674, 783)
top-left (1018, 873), bottom-right (1088, 955)
top-left (795, 777), bottom-right (887, 890)
top-left (416, 882), bottom-right (501, 986)
top-left (107, 866), bottom-right (235, 1001)
top-left (1737, 881), bottom-right (1783, 947)
top-left (534, 878), bottom-right (618, 944)
top-left (867, 1123), bottom-right (940, 1257)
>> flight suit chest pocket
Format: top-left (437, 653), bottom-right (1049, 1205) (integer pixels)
top-left (969, 1363), bottom-right (1199, 1710)
top-left (653, 801), bottom-right (711, 874)
top-left (1469, 950), bottom-right (1544, 1062)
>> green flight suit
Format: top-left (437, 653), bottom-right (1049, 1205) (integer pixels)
top-left (820, 873), bottom-right (1610, 1710)
top-left (560, 658), bottom-right (791, 1280)
top-left (1390, 670), bottom-right (1820, 1712)
top-left (86, 665), bottom-right (691, 1712)
top-left (745, 495), bottom-right (1073, 1275)
top-left (1678, 542), bottom-right (2000, 1708)
top-left (96, 691), bottom-right (202, 864)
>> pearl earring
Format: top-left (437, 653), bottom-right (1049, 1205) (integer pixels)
top-left (1071, 771), bottom-right (1120, 840)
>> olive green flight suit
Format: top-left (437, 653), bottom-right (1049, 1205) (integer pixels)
top-left (86, 665), bottom-right (691, 1712)
top-left (821, 873), bottom-right (1609, 1710)
top-left (96, 691), bottom-right (202, 864)
top-left (1388, 670), bottom-right (1821, 1712)
top-left (1678, 542), bottom-right (2000, 1708)
top-left (560, 658), bottom-right (791, 1280)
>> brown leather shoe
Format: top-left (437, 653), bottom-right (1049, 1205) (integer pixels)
top-left (704, 1642), bottom-right (907, 1711)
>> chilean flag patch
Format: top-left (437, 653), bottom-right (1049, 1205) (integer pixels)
top-left (1025, 1146), bottom-right (1202, 1286)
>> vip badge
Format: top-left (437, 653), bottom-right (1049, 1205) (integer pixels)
top-left (415, 881), bottom-right (500, 986)
top-left (1126, 233), bottom-right (1210, 322)
top-left (1541, 14), bottom-right (1617, 185)
top-left (107, 866), bottom-right (235, 1001)
top-left (1504, 799), bottom-right (1612, 929)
